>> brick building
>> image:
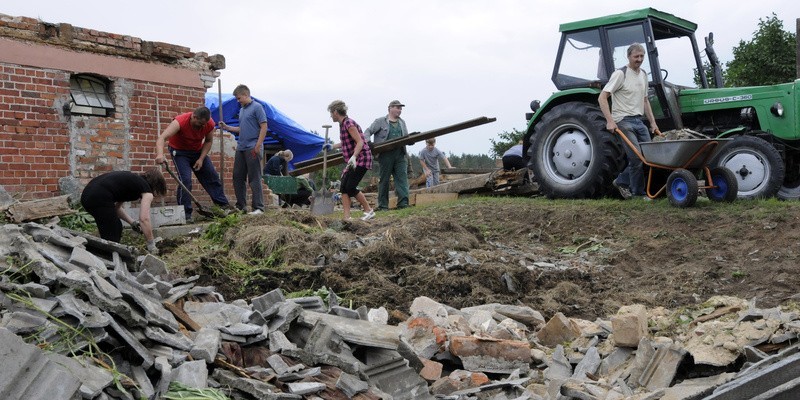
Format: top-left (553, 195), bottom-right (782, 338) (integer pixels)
top-left (0, 13), bottom-right (235, 204)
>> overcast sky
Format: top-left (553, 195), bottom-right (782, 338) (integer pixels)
top-left (4, 1), bottom-right (799, 156)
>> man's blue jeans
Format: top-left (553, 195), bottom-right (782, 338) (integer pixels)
top-left (170, 147), bottom-right (229, 218)
top-left (614, 117), bottom-right (651, 196)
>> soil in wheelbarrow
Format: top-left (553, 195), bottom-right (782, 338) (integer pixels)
top-left (160, 197), bottom-right (800, 322)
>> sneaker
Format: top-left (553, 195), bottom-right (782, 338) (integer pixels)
top-left (360, 210), bottom-right (376, 221)
top-left (612, 181), bottom-right (632, 200)
top-left (248, 209), bottom-right (264, 215)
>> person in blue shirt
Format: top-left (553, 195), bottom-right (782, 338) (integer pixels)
top-left (264, 150), bottom-right (293, 176)
top-left (219, 84), bottom-right (268, 215)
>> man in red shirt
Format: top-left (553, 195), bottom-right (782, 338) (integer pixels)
top-left (155, 106), bottom-right (230, 220)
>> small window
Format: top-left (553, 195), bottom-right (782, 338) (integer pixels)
top-left (67, 75), bottom-right (114, 116)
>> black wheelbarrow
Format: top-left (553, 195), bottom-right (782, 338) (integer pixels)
top-left (614, 129), bottom-right (738, 207)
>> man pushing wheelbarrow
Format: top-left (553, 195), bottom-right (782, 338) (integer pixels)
top-left (598, 43), bottom-right (660, 201)
top-left (598, 43), bottom-right (737, 207)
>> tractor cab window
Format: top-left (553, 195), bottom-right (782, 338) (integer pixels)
top-left (553, 29), bottom-right (603, 89)
top-left (607, 24), bottom-right (649, 77)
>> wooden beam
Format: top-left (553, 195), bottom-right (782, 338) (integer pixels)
top-left (290, 116), bottom-right (496, 176)
top-left (7, 194), bottom-right (74, 222)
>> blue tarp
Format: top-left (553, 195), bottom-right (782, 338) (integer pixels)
top-left (205, 93), bottom-right (323, 169)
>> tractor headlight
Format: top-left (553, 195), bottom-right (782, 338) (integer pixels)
top-left (770, 102), bottom-right (784, 117)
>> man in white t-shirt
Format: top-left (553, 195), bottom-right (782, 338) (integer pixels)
top-left (598, 43), bottom-right (659, 199)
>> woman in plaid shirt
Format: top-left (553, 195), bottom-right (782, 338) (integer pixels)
top-left (327, 100), bottom-right (376, 221)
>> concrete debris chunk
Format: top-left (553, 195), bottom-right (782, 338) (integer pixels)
top-left (251, 288), bottom-right (286, 316)
top-left (45, 353), bottom-right (115, 399)
top-left (5, 220), bottom-right (800, 399)
top-left (336, 371), bottom-right (369, 398)
top-left (171, 360), bottom-right (209, 389)
top-left (211, 369), bottom-right (294, 400)
top-left (0, 327), bottom-right (82, 399)
top-left (68, 246), bottom-right (110, 277)
top-left (286, 381), bottom-right (327, 395)
top-left (190, 327), bottom-right (221, 363)
top-left (536, 312), bottom-right (582, 347)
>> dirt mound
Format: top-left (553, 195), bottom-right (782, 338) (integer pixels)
top-left (163, 197), bottom-right (800, 322)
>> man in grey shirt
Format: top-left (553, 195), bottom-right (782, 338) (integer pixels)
top-left (418, 138), bottom-right (452, 187)
top-left (364, 100), bottom-right (410, 210)
top-left (220, 84), bottom-right (268, 214)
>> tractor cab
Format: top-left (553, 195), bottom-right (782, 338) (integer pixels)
top-left (551, 8), bottom-right (710, 131)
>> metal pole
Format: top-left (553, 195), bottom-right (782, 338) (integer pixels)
top-left (155, 96), bottom-right (165, 206)
top-left (218, 79), bottom-right (225, 192)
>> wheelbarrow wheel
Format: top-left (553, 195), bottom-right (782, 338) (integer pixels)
top-left (707, 167), bottom-right (738, 202)
top-left (666, 169), bottom-right (698, 207)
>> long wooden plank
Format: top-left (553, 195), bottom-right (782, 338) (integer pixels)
top-left (290, 116), bottom-right (496, 176)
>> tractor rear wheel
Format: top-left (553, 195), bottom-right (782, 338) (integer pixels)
top-left (528, 102), bottom-right (625, 198)
top-left (711, 135), bottom-right (784, 199)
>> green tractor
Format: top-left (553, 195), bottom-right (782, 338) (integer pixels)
top-left (525, 8), bottom-right (794, 200)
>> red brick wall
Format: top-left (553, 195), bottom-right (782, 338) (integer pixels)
top-left (0, 14), bottom-right (231, 204)
top-left (0, 64), bottom-right (70, 198)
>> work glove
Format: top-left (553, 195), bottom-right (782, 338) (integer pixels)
top-left (146, 239), bottom-right (159, 256)
top-left (130, 220), bottom-right (142, 234)
top-left (347, 155), bottom-right (357, 170)
top-left (323, 143), bottom-right (333, 152)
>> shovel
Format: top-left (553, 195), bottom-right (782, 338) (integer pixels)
top-left (161, 161), bottom-right (217, 218)
top-left (311, 125), bottom-right (335, 215)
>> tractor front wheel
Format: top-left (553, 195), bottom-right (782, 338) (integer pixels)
top-left (711, 135), bottom-right (784, 199)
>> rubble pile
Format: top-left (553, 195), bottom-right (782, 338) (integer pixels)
top-left (1, 221), bottom-right (800, 399)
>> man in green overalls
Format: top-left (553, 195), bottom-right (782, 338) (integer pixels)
top-left (365, 100), bottom-right (410, 210)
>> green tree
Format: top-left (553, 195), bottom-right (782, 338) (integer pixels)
top-left (725, 14), bottom-right (796, 87)
top-left (489, 128), bottom-right (526, 158)
top-left (694, 60), bottom-right (727, 88)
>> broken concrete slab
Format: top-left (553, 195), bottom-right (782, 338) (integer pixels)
top-left (362, 348), bottom-right (435, 400)
top-left (336, 371), bottom-right (369, 398)
top-left (191, 327), bottom-right (222, 364)
top-left (106, 314), bottom-right (154, 368)
top-left (286, 381), bottom-right (326, 395)
top-left (183, 300), bottom-right (251, 329)
top-left (639, 344), bottom-right (687, 390)
top-left (69, 246), bottom-right (110, 277)
top-left (400, 316), bottom-right (447, 359)
top-left (300, 320), bottom-right (362, 374)
top-left (109, 271), bottom-right (179, 332)
top-left (660, 373), bottom-right (736, 400)
top-left (145, 326), bottom-right (193, 350)
top-left (612, 304), bottom-right (649, 348)
top-left (171, 360), bottom-right (209, 389)
top-left (0, 327), bottom-right (82, 399)
top-left (289, 296), bottom-right (326, 312)
top-left (449, 336), bottom-right (532, 374)
top-left (45, 353), bottom-right (115, 399)
top-left (54, 291), bottom-right (112, 328)
top-left (211, 369), bottom-right (295, 400)
top-left (536, 312), bottom-right (581, 347)
top-left (251, 288), bottom-right (285, 316)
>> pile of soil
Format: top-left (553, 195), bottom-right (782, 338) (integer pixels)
top-left (162, 197), bottom-right (800, 322)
